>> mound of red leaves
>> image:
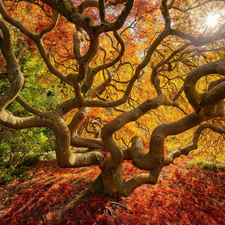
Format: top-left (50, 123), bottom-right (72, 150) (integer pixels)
top-left (0, 158), bottom-right (224, 224)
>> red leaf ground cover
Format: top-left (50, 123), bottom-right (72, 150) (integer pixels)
top-left (0, 158), bottom-right (224, 224)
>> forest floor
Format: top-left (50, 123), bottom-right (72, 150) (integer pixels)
top-left (0, 157), bottom-right (224, 225)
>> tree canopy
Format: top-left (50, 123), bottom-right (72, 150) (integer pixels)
top-left (1, 0), bottom-right (225, 197)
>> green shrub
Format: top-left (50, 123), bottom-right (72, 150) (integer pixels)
top-left (187, 159), bottom-right (225, 171)
top-left (0, 126), bottom-right (50, 168)
top-left (0, 170), bottom-right (13, 185)
top-left (10, 167), bottom-right (25, 177)
top-left (0, 126), bottom-right (55, 185)
top-left (19, 171), bottom-right (31, 182)
top-left (0, 166), bottom-right (32, 185)
top-left (21, 154), bottom-right (40, 167)
top-left (41, 153), bottom-right (55, 161)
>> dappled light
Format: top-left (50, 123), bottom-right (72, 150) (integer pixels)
top-left (0, 158), bottom-right (225, 224)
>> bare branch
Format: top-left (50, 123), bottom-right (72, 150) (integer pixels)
top-left (163, 122), bottom-right (225, 166)
top-left (184, 59), bottom-right (225, 113)
top-left (16, 96), bottom-right (42, 115)
top-left (0, 19), bottom-right (24, 110)
top-left (39, 10), bottom-right (60, 38)
top-left (99, 0), bottom-right (106, 23)
top-left (15, 42), bottom-right (28, 59)
top-left (112, 164), bottom-right (160, 197)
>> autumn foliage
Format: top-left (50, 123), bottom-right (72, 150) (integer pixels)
top-left (1, 0), bottom-right (225, 207)
top-left (0, 158), bottom-right (225, 224)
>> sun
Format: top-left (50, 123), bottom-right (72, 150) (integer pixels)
top-left (206, 13), bottom-right (220, 27)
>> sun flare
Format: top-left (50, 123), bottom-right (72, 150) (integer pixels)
top-left (206, 14), bottom-right (220, 27)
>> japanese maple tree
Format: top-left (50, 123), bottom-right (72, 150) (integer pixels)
top-left (1, 0), bottom-right (225, 197)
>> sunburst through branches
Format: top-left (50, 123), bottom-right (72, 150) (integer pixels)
top-left (206, 13), bottom-right (220, 27)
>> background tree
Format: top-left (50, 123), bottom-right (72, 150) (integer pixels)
top-left (0, 0), bottom-right (225, 197)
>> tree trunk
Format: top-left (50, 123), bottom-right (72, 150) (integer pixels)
top-left (92, 173), bottom-right (121, 200)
